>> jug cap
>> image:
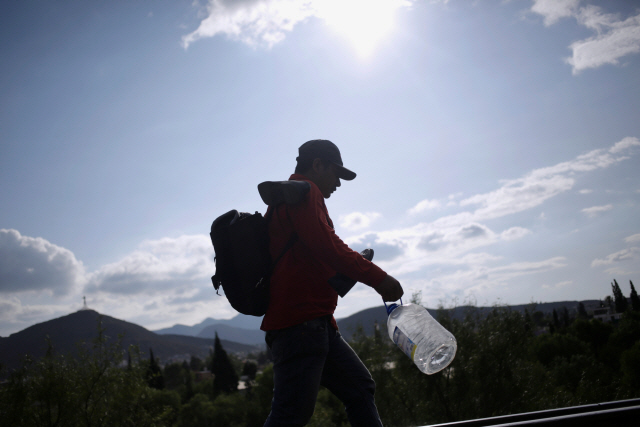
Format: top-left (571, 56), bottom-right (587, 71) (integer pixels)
top-left (384, 298), bottom-right (403, 315)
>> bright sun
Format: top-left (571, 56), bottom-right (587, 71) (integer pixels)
top-left (317, 0), bottom-right (406, 57)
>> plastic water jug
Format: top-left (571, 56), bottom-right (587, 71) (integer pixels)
top-left (386, 301), bottom-right (457, 374)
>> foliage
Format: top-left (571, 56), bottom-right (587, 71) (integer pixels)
top-left (0, 318), bottom-right (176, 427)
top-left (3, 282), bottom-right (639, 426)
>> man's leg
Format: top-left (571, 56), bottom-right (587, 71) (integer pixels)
top-left (320, 330), bottom-right (384, 427)
top-left (264, 317), bottom-right (330, 427)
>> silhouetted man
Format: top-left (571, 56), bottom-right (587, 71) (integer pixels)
top-left (262, 139), bottom-right (403, 427)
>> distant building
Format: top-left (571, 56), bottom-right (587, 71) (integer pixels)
top-left (591, 306), bottom-right (623, 323)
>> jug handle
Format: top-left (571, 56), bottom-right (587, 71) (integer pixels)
top-left (383, 298), bottom-right (403, 314)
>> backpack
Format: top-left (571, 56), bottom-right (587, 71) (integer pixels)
top-left (209, 181), bottom-right (310, 316)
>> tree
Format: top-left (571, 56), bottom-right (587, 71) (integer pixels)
top-left (242, 361), bottom-right (258, 381)
top-left (630, 280), bottom-right (640, 312)
top-left (190, 355), bottom-right (204, 372)
top-left (612, 279), bottom-right (629, 313)
top-left (561, 306), bottom-right (571, 328)
top-left (552, 308), bottom-right (560, 332)
top-left (147, 348), bottom-right (165, 390)
top-left (577, 302), bottom-right (588, 319)
top-left (211, 333), bottom-right (238, 395)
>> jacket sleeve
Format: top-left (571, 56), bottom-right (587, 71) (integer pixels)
top-left (288, 186), bottom-right (387, 288)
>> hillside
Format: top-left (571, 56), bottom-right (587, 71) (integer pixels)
top-left (197, 324), bottom-right (266, 346)
top-left (154, 313), bottom-right (262, 336)
top-left (0, 309), bottom-right (261, 375)
top-left (336, 300), bottom-right (602, 341)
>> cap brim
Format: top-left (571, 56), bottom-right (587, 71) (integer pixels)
top-left (333, 163), bottom-right (356, 181)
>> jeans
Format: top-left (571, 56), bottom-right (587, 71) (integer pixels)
top-left (263, 316), bottom-right (383, 427)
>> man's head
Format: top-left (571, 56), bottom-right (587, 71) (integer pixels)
top-left (295, 140), bottom-right (356, 199)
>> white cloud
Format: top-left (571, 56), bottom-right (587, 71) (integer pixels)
top-left (579, 189), bottom-right (592, 194)
top-left (408, 199), bottom-right (441, 215)
top-left (568, 12), bottom-right (640, 74)
top-left (346, 232), bottom-right (405, 261)
top-left (415, 256), bottom-right (568, 300)
top-left (591, 247), bottom-right (639, 267)
top-left (625, 233), bottom-right (640, 244)
top-left (543, 280), bottom-right (572, 289)
top-left (531, 1), bottom-right (640, 74)
top-left (183, 0), bottom-right (316, 49)
top-left (86, 235), bottom-right (214, 295)
top-left (501, 227), bottom-right (532, 241)
top-left (345, 137), bottom-right (637, 277)
top-left (610, 136), bottom-right (640, 153)
top-left (457, 137), bottom-right (638, 222)
top-left (0, 229), bottom-right (85, 295)
top-left (581, 204), bottom-right (613, 217)
top-left (339, 211), bottom-right (381, 231)
top-left (182, 0), bottom-right (414, 55)
top-left (531, 0), bottom-right (581, 26)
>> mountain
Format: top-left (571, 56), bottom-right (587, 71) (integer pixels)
top-left (0, 309), bottom-right (262, 375)
top-left (337, 305), bottom-right (389, 342)
top-left (154, 314), bottom-right (263, 336)
top-left (197, 324), bottom-right (266, 346)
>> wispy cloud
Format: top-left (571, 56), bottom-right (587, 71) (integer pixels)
top-left (339, 211), bottom-right (381, 231)
top-left (582, 204), bottom-right (613, 217)
top-left (416, 256), bottom-right (568, 299)
top-left (530, 0), bottom-right (640, 74)
top-left (345, 137), bottom-right (638, 279)
top-left (408, 199), bottom-right (441, 215)
top-left (543, 280), bottom-right (573, 289)
top-left (591, 247), bottom-right (639, 267)
top-left (625, 233), bottom-right (640, 244)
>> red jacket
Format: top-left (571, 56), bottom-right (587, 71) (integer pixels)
top-left (260, 174), bottom-right (387, 331)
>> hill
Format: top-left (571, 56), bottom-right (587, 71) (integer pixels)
top-left (153, 313), bottom-right (262, 336)
top-left (0, 309), bottom-right (261, 375)
top-left (196, 323), bottom-right (266, 345)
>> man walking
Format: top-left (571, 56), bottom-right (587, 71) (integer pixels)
top-left (262, 139), bottom-right (404, 427)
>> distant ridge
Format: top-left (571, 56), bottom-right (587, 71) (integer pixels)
top-left (153, 300), bottom-right (602, 343)
top-left (336, 300), bottom-right (602, 342)
top-left (197, 324), bottom-right (266, 346)
top-left (0, 310), bottom-right (261, 375)
top-left (153, 314), bottom-right (262, 336)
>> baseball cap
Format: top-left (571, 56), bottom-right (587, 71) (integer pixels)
top-left (296, 139), bottom-right (357, 181)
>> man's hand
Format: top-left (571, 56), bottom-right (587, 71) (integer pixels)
top-left (376, 274), bottom-right (404, 302)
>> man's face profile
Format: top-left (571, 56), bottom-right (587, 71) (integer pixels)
top-left (310, 159), bottom-right (341, 199)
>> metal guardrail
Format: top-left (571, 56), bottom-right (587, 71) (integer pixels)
top-left (424, 398), bottom-right (640, 427)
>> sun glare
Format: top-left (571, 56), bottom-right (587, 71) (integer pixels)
top-left (317, 0), bottom-right (405, 58)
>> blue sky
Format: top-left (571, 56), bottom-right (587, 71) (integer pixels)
top-left (1, 0), bottom-right (639, 337)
